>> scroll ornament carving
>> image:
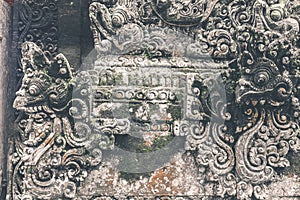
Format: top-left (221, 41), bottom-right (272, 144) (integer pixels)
top-left (12, 42), bottom-right (102, 199)
top-left (16, 0), bottom-right (59, 79)
top-left (11, 0), bottom-right (300, 199)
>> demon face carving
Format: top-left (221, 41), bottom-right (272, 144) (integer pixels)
top-left (13, 42), bottom-right (74, 146)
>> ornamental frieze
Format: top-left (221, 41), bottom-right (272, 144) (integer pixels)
top-left (8, 0), bottom-right (300, 199)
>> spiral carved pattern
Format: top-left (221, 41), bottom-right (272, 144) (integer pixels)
top-left (11, 0), bottom-right (300, 199)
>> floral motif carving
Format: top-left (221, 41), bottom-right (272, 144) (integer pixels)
top-left (15, 0), bottom-right (59, 78)
top-left (10, 0), bottom-right (300, 199)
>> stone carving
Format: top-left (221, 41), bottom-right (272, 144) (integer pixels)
top-left (10, 0), bottom-right (300, 199)
top-left (152, 0), bottom-right (219, 26)
top-left (11, 42), bottom-right (102, 199)
top-left (15, 0), bottom-right (58, 78)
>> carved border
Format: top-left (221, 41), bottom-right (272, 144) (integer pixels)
top-left (12, 0), bottom-right (58, 81)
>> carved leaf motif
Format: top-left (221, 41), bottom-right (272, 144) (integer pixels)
top-left (11, 0), bottom-right (300, 199)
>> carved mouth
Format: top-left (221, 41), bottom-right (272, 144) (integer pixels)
top-left (235, 79), bottom-right (273, 104)
top-left (13, 96), bottom-right (27, 111)
top-left (13, 95), bottom-right (54, 114)
top-left (14, 101), bottom-right (53, 114)
top-left (236, 78), bottom-right (293, 105)
top-left (22, 106), bottom-right (45, 113)
top-left (236, 89), bottom-right (271, 105)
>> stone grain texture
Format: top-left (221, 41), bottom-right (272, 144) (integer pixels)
top-left (0, 0), bottom-right (12, 198)
top-left (57, 0), bottom-right (94, 71)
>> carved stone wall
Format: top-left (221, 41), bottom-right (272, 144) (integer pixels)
top-left (6, 0), bottom-right (300, 199)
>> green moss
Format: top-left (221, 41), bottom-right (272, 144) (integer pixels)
top-left (114, 72), bottom-right (123, 84)
top-left (139, 135), bottom-right (174, 153)
top-left (115, 134), bottom-right (174, 153)
top-left (115, 134), bottom-right (175, 181)
top-left (27, 166), bottom-right (34, 174)
top-left (167, 105), bottom-right (181, 121)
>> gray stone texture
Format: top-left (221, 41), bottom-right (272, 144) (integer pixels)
top-left (7, 0), bottom-right (300, 199)
top-left (0, 0), bottom-right (12, 197)
top-left (57, 0), bottom-right (94, 70)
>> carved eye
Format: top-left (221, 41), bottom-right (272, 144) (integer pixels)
top-left (270, 8), bottom-right (283, 22)
top-left (25, 68), bottom-right (34, 78)
top-left (111, 13), bottom-right (124, 27)
top-left (254, 71), bottom-right (270, 86)
top-left (25, 68), bottom-right (33, 74)
top-left (28, 85), bottom-right (41, 96)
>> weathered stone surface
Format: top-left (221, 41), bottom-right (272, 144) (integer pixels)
top-left (57, 0), bottom-right (81, 69)
top-left (8, 0), bottom-right (300, 199)
top-left (0, 0), bottom-right (12, 197)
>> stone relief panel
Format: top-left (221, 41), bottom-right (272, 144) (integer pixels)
top-left (8, 0), bottom-right (300, 199)
top-left (13, 0), bottom-right (59, 80)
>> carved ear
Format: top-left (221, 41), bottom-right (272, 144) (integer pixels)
top-left (47, 54), bottom-right (74, 110)
top-left (50, 53), bottom-right (74, 79)
top-left (21, 42), bottom-right (51, 72)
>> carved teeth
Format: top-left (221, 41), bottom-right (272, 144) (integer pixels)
top-left (260, 100), bottom-right (266, 105)
top-left (24, 106), bottom-right (44, 113)
top-left (236, 127), bottom-right (242, 133)
top-left (26, 107), bottom-right (33, 113)
top-left (251, 100), bottom-right (258, 106)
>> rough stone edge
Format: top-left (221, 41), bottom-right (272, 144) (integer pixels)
top-left (0, 0), bottom-right (12, 198)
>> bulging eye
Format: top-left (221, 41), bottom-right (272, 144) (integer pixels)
top-left (28, 85), bottom-right (41, 96)
top-left (253, 71), bottom-right (270, 87)
top-left (25, 68), bottom-right (34, 78)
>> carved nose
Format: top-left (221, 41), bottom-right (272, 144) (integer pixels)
top-left (16, 89), bottom-right (25, 97)
top-left (13, 96), bottom-right (26, 109)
